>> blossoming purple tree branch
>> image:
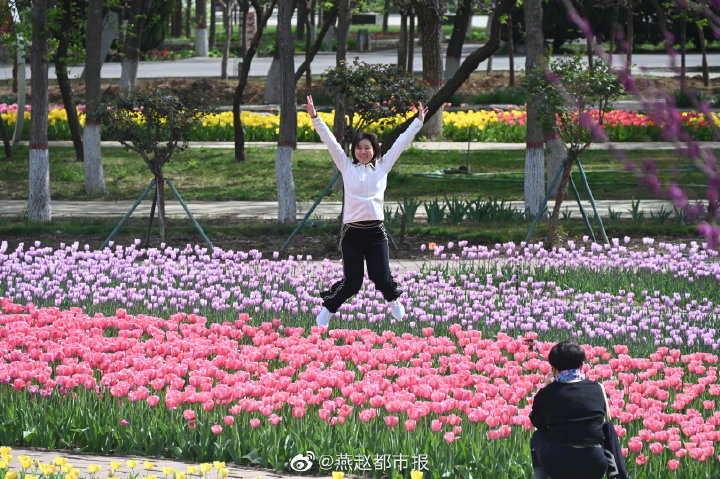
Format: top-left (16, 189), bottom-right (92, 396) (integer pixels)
top-left (559, 0), bottom-right (720, 247)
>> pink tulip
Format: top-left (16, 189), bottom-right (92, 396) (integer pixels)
top-left (384, 416), bottom-right (399, 427)
top-left (211, 425), bottom-right (222, 435)
top-left (667, 459), bottom-right (680, 470)
top-left (223, 415), bottom-right (234, 425)
top-left (182, 409), bottom-right (196, 421)
top-left (249, 418), bottom-right (260, 428)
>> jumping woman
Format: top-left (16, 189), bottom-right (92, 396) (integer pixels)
top-left (303, 95), bottom-right (427, 327)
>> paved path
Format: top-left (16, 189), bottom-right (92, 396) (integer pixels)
top-left (0, 198), bottom-right (689, 221)
top-left (4, 447), bottom-right (328, 479)
top-left (2, 50), bottom-right (718, 80)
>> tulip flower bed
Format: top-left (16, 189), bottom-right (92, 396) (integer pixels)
top-left (2, 104), bottom-right (718, 143)
top-left (0, 238), bottom-right (719, 478)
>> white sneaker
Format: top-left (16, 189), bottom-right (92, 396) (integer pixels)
top-left (390, 300), bottom-right (405, 320)
top-left (315, 307), bottom-right (331, 327)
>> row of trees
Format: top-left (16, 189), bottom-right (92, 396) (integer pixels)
top-left (9, 0), bottom-right (720, 248)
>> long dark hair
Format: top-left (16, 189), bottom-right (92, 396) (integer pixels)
top-left (350, 132), bottom-right (381, 164)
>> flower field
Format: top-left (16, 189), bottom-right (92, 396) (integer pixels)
top-left (1, 104), bottom-right (718, 143)
top-left (0, 238), bottom-right (719, 478)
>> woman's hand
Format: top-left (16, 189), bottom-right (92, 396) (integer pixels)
top-left (303, 95), bottom-right (317, 117)
top-left (415, 102), bottom-right (428, 122)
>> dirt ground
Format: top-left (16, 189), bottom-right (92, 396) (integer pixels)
top-left (1, 219), bottom-right (449, 260)
top-left (2, 71), bottom-right (716, 107)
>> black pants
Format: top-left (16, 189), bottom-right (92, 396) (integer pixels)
top-left (531, 430), bottom-right (607, 479)
top-left (320, 222), bottom-right (402, 313)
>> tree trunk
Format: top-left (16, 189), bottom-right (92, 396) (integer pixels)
top-left (0, 116), bottom-right (11, 158)
top-left (698, 23), bottom-right (708, 87)
top-left (172, 0), bottom-right (182, 37)
top-left (625, 5), bottom-right (633, 71)
top-left (120, 57), bottom-right (140, 91)
top-left (411, 0), bottom-right (444, 138)
top-left (608, 4), bottom-right (618, 59)
top-left (398, 13), bottom-right (408, 70)
top-left (382, 0), bottom-right (517, 153)
top-left (408, 14), bottom-right (415, 73)
top-left (507, 12), bottom-right (514, 87)
top-left (333, 0), bottom-right (350, 144)
top-left (445, 0), bottom-right (473, 80)
top-left (54, 0), bottom-right (83, 162)
top-left (233, 0), bottom-right (277, 162)
top-left (185, 0), bottom-right (192, 38)
top-left (294, 5), bottom-right (338, 82)
top-left (545, 151), bottom-right (577, 249)
top-left (209, 0), bottom-right (217, 49)
top-left (382, 0), bottom-right (390, 32)
top-left (84, 0), bottom-right (106, 195)
top-left (196, 0), bottom-right (209, 56)
top-left (156, 176), bottom-right (167, 243)
top-left (544, 133), bottom-right (566, 199)
top-left (679, 16), bottom-right (687, 92)
top-left (296, 0), bottom-right (307, 41)
top-left (119, 0), bottom-right (152, 92)
top-left (524, 0), bottom-right (545, 218)
top-left (275, 0), bottom-right (297, 224)
top-left (9, 1), bottom-right (26, 144)
top-left (29, 0), bottom-right (51, 222)
top-left (220, 1), bottom-right (231, 79)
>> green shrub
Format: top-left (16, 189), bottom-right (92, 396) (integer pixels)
top-left (472, 87), bottom-right (528, 106)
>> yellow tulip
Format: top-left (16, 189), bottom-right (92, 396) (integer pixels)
top-left (174, 471), bottom-right (186, 479)
top-left (88, 464), bottom-right (101, 473)
top-left (62, 464), bottom-right (74, 473)
top-left (127, 460), bottom-right (139, 469)
top-left (0, 447), bottom-right (10, 456)
top-left (53, 457), bottom-right (68, 466)
top-left (199, 463), bottom-right (212, 474)
top-left (187, 466), bottom-right (198, 475)
top-left (110, 461), bottom-right (123, 471)
top-left (147, 474), bottom-right (158, 479)
top-left (162, 467), bottom-right (174, 475)
top-left (6, 472), bottom-right (18, 479)
top-left (19, 458), bottom-right (32, 470)
top-left (0, 459), bottom-right (9, 469)
top-left (212, 462), bottom-right (224, 470)
top-left (218, 469), bottom-right (228, 478)
top-left (332, 473), bottom-right (344, 479)
top-left (411, 471), bottom-right (424, 479)
top-left (144, 461), bottom-right (156, 470)
top-left (39, 463), bottom-right (56, 475)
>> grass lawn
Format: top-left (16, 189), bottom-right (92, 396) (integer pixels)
top-left (0, 146), bottom-right (710, 203)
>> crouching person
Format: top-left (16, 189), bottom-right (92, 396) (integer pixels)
top-left (529, 340), bottom-right (610, 479)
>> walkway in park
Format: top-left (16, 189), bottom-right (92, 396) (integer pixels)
top-left (5, 447), bottom-right (331, 479)
top-left (2, 141), bottom-right (717, 222)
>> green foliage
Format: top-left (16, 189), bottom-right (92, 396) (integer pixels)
top-left (321, 59), bottom-right (428, 141)
top-left (523, 54), bottom-right (624, 151)
top-left (472, 87), bottom-right (528, 106)
top-left (673, 88), bottom-right (708, 108)
top-left (97, 90), bottom-right (207, 177)
top-left (140, 0), bottom-right (175, 51)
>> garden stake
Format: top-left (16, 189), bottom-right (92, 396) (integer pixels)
top-left (280, 170), bottom-right (340, 254)
top-left (577, 159), bottom-right (609, 244)
top-left (144, 184), bottom-right (158, 248)
top-left (100, 178), bottom-right (156, 250)
top-left (569, 174), bottom-right (596, 242)
top-left (165, 178), bottom-right (214, 253)
top-left (524, 161), bottom-right (565, 243)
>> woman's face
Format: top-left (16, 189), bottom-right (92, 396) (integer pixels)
top-left (354, 139), bottom-right (375, 165)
